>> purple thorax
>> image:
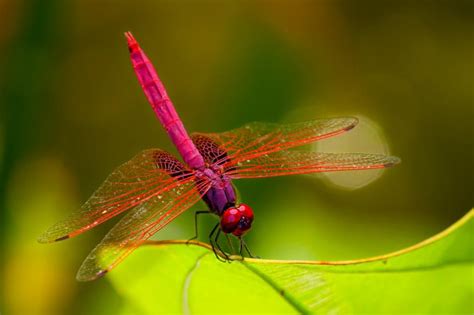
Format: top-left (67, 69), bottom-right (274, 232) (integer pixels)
top-left (196, 167), bottom-right (236, 215)
top-left (126, 32), bottom-right (236, 214)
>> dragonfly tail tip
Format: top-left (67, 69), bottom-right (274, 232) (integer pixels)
top-left (124, 31), bottom-right (138, 51)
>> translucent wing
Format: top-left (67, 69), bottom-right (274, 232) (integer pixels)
top-left (76, 177), bottom-right (211, 281)
top-left (192, 117), bottom-right (358, 165)
top-left (191, 133), bottom-right (231, 167)
top-left (225, 151), bottom-right (401, 179)
top-left (38, 150), bottom-right (192, 243)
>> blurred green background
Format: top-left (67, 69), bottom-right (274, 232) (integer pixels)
top-left (0, 0), bottom-right (472, 314)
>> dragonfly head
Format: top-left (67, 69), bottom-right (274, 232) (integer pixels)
top-left (220, 204), bottom-right (254, 237)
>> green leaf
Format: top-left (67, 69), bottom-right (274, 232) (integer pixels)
top-left (108, 209), bottom-right (473, 314)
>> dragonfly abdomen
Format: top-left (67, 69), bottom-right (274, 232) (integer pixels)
top-left (125, 32), bottom-right (205, 170)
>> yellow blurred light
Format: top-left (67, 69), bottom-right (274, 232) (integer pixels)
top-left (0, 122), bottom-right (3, 172)
top-left (314, 115), bottom-right (390, 190)
top-left (4, 248), bottom-right (74, 315)
top-left (4, 157), bottom-right (79, 315)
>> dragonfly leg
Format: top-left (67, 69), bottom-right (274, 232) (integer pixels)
top-left (239, 237), bottom-right (244, 256)
top-left (214, 229), bottom-right (230, 261)
top-left (209, 223), bottom-right (227, 262)
top-left (225, 234), bottom-right (236, 255)
top-left (187, 210), bottom-right (211, 244)
top-left (239, 237), bottom-right (259, 259)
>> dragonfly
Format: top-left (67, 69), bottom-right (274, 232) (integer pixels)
top-left (38, 32), bottom-right (400, 281)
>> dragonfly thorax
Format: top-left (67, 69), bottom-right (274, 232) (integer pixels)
top-left (220, 204), bottom-right (254, 236)
top-left (195, 167), bottom-right (237, 215)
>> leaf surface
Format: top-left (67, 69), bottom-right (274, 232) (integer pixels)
top-left (109, 209), bottom-right (474, 314)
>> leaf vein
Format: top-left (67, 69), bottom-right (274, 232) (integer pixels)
top-left (182, 252), bottom-right (210, 315)
top-left (242, 261), bottom-right (310, 314)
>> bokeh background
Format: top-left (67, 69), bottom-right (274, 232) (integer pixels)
top-left (1, 1), bottom-right (472, 314)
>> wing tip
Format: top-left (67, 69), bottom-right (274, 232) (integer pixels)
top-left (76, 269), bottom-right (108, 282)
top-left (384, 156), bottom-right (401, 168)
top-left (37, 237), bottom-right (49, 244)
top-left (54, 235), bottom-right (70, 242)
top-left (37, 233), bottom-right (70, 244)
top-left (344, 117), bottom-right (359, 131)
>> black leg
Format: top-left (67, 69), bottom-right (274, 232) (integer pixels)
top-left (238, 237), bottom-right (259, 259)
top-left (214, 229), bottom-right (230, 261)
top-left (239, 237), bottom-right (244, 257)
top-left (242, 238), bottom-right (259, 258)
top-left (209, 223), bottom-right (226, 262)
top-left (225, 234), bottom-right (235, 255)
top-left (187, 210), bottom-right (211, 243)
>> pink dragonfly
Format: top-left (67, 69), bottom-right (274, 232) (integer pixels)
top-left (38, 32), bottom-right (400, 281)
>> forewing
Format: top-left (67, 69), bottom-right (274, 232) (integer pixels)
top-left (76, 177), bottom-right (211, 281)
top-left (225, 151), bottom-right (401, 179)
top-left (38, 149), bottom-right (191, 243)
top-left (193, 117), bottom-right (358, 166)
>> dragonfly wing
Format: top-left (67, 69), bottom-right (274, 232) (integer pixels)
top-left (193, 117), bottom-right (358, 166)
top-left (76, 177), bottom-right (211, 281)
top-left (38, 149), bottom-right (192, 243)
top-left (191, 133), bottom-right (232, 167)
top-left (225, 151), bottom-right (400, 179)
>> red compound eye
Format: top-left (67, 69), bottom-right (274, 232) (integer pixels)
top-left (220, 208), bottom-right (241, 234)
top-left (237, 204), bottom-right (254, 221)
top-left (220, 204), bottom-right (254, 236)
